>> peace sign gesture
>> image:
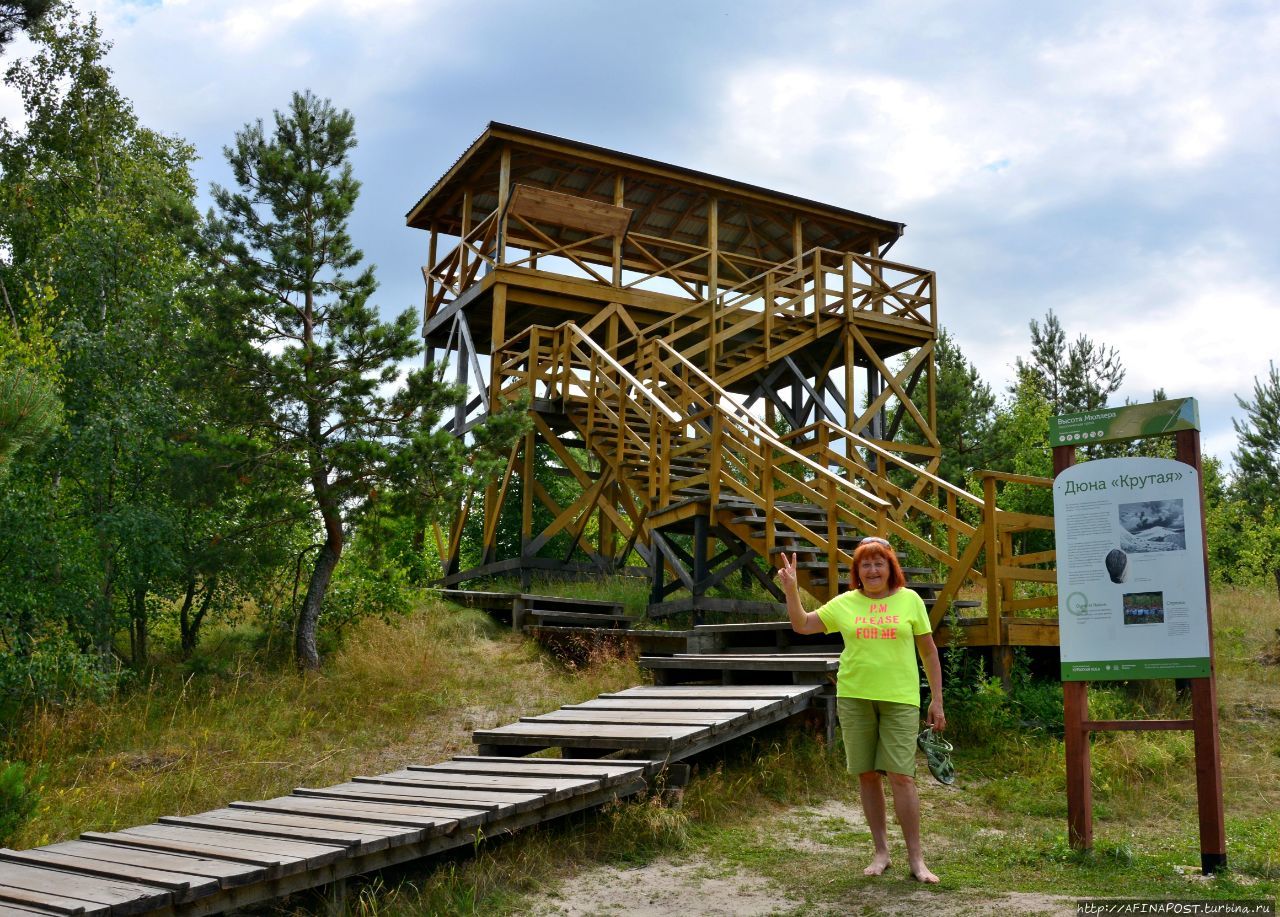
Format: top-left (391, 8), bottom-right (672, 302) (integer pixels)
top-left (777, 552), bottom-right (823, 634)
top-left (777, 552), bottom-right (799, 593)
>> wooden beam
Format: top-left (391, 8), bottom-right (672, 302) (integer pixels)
top-left (507, 184), bottom-right (632, 237)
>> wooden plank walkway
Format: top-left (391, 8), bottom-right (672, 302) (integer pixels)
top-left (639, 652), bottom-right (840, 684)
top-left (0, 684), bottom-right (820, 915)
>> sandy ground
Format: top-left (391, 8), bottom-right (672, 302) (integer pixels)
top-left (524, 796), bottom-right (1080, 917)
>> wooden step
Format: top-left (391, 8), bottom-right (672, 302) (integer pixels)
top-left (525, 610), bottom-right (633, 629)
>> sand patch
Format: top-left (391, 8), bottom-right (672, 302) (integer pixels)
top-left (527, 857), bottom-right (795, 917)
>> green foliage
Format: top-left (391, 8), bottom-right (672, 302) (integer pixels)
top-left (915, 326), bottom-right (1001, 485)
top-left (0, 633), bottom-right (115, 723)
top-left (1208, 496), bottom-right (1280, 589)
top-left (0, 0), bottom-right (51, 49)
top-left (0, 363), bottom-right (60, 475)
top-left (1012, 308), bottom-right (1125, 414)
top-left (202, 90), bottom-right (525, 668)
top-left (1232, 361), bottom-right (1280, 512)
top-left (0, 759), bottom-right (46, 845)
top-left (0, 4), bottom-right (205, 677)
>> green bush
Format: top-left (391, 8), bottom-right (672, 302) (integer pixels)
top-left (0, 760), bottom-right (46, 844)
top-left (0, 638), bottom-right (118, 724)
top-left (1010, 678), bottom-right (1065, 736)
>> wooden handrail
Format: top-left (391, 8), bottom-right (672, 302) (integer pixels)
top-left (973, 469), bottom-right (1055, 487)
top-left (784, 419), bottom-right (986, 511)
top-left (650, 341), bottom-right (890, 510)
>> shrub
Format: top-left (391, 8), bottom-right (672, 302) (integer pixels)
top-left (0, 760), bottom-right (46, 844)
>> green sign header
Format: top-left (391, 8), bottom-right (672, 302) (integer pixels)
top-left (1049, 397), bottom-right (1199, 447)
top-left (1061, 656), bottom-right (1211, 681)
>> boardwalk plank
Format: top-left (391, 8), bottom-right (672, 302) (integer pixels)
top-left (233, 796), bottom-right (475, 832)
top-left (82, 829), bottom-right (305, 878)
top-left (294, 783), bottom-right (540, 815)
top-left (604, 685), bottom-right (818, 698)
top-left (158, 812), bottom-right (399, 853)
top-left (117, 824), bottom-right (345, 869)
top-left (0, 862), bottom-right (170, 914)
top-left (521, 710), bottom-right (735, 728)
top-left (0, 849), bottom-right (216, 903)
top-left (640, 655), bottom-right (838, 672)
top-left (472, 722), bottom-right (706, 750)
top-left (359, 771), bottom-right (596, 801)
top-left (0, 883), bottom-right (102, 916)
top-left (435, 758), bottom-right (653, 779)
top-left (168, 807), bottom-right (419, 849)
top-left (0, 903), bottom-right (65, 917)
top-left (564, 698), bottom-right (777, 713)
top-left (40, 841), bottom-right (264, 888)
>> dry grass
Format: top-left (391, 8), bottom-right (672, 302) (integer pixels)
top-left (7, 597), bottom-right (640, 849)
top-left (5, 582), bottom-right (1278, 913)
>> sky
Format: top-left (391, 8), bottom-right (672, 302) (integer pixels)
top-left (3, 0), bottom-right (1277, 466)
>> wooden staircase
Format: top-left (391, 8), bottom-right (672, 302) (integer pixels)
top-left (497, 324), bottom-right (1001, 623)
top-left (491, 251), bottom-right (1057, 647)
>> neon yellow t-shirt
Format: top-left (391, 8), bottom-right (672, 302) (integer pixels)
top-left (816, 588), bottom-right (931, 705)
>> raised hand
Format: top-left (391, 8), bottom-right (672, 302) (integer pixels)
top-left (777, 552), bottom-right (798, 592)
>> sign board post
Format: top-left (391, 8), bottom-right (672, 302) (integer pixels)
top-left (1050, 398), bottom-right (1225, 873)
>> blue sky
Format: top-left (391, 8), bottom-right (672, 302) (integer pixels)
top-left (4, 0), bottom-right (1277, 466)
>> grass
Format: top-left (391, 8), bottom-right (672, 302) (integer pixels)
top-left (5, 597), bottom-right (639, 850)
top-left (3, 582), bottom-right (1278, 914)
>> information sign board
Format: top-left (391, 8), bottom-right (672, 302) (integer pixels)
top-left (1053, 456), bottom-right (1210, 681)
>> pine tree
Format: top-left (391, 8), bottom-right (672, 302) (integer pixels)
top-left (203, 91), bottom-right (521, 669)
top-left (0, 0), bottom-right (51, 50)
top-left (1232, 361), bottom-right (1280, 511)
top-left (1013, 309), bottom-right (1125, 414)
top-left (928, 327), bottom-right (1000, 485)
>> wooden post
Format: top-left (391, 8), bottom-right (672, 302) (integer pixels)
top-left (491, 285), bottom-right (508, 385)
top-left (497, 145), bottom-right (511, 265)
top-left (1053, 444), bottom-right (1092, 851)
top-left (454, 317), bottom-right (470, 435)
top-left (1176, 429), bottom-right (1227, 874)
top-left (459, 188), bottom-right (472, 282)
top-left (844, 334), bottom-right (855, 433)
top-left (764, 272), bottom-right (775, 362)
top-left (612, 175), bottom-right (626, 287)
top-left (650, 532), bottom-right (666, 607)
top-left (707, 196), bottom-right (719, 372)
top-left (983, 476), bottom-right (1000, 641)
top-left (693, 513), bottom-right (708, 624)
top-left (424, 224), bottom-right (438, 340)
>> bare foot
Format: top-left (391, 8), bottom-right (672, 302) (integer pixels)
top-left (863, 852), bottom-right (892, 877)
top-left (909, 862), bottom-right (940, 884)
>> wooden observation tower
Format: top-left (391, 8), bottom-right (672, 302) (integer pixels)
top-left (408, 123), bottom-right (1058, 658)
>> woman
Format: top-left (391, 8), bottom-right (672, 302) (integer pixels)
top-left (778, 536), bottom-right (945, 883)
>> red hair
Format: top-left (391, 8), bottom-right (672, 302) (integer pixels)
top-left (850, 538), bottom-right (906, 592)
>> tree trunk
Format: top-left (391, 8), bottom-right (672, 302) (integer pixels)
top-left (178, 578), bottom-right (197, 657)
top-left (181, 577), bottom-right (217, 658)
top-left (1274, 566), bottom-right (1279, 603)
top-left (130, 584), bottom-right (148, 667)
top-left (296, 523), bottom-right (342, 670)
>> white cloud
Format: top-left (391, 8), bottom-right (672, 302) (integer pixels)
top-left (68, 0), bottom-right (453, 138)
top-left (707, 3), bottom-right (1279, 218)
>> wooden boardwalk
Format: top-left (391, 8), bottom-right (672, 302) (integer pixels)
top-left (0, 684), bottom-right (821, 916)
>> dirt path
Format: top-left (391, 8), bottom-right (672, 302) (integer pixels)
top-left (525, 797), bottom-right (1079, 917)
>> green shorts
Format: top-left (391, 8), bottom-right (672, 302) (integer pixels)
top-left (837, 696), bottom-right (919, 776)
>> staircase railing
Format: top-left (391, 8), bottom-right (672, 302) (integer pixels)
top-left (494, 319), bottom-right (1051, 621)
top-left (628, 246), bottom-right (935, 386)
top-left (780, 420), bottom-right (1055, 629)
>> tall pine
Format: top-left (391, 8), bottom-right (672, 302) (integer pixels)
top-left (203, 91), bottom-right (520, 669)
